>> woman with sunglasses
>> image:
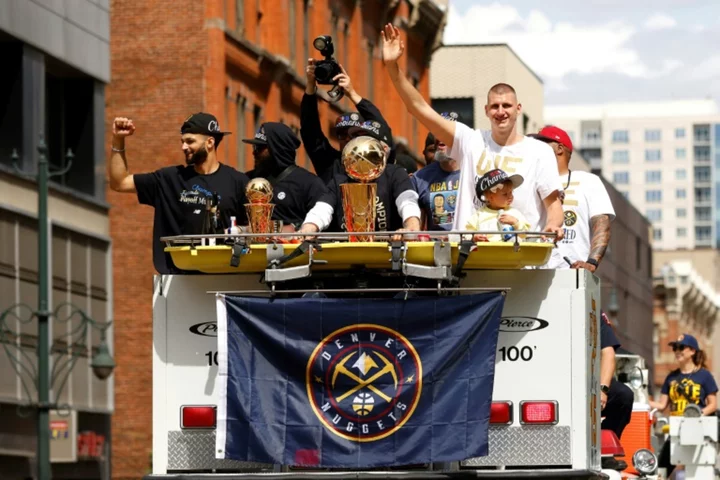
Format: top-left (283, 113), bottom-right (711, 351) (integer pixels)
top-left (649, 333), bottom-right (717, 476)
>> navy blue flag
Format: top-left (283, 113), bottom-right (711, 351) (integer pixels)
top-left (215, 292), bottom-right (505, 468)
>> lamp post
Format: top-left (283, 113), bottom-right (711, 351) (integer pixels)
top-left (0, 139), bottom-right (115, 480)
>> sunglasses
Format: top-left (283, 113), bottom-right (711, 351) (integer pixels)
top-left (672, 345), bottom-right (688, 352)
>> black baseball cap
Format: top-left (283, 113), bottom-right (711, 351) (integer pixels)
top-left (241, 125), bottom-right (268, 146)
top-left (181, 113), bottom-right (231, 137)
top-left (476, 169), bottom-right (524, 195)
top-left (348, 120), bottom-right (392, 145)
top-left (335, 112), bottom-right (364, 130)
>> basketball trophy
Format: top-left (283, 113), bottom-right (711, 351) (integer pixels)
top-left (244, 178), bottom-right (274, 243)
top-left (340, 136), bottom-right (387, 242)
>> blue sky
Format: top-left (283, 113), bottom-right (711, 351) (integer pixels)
top-left (443, 1), bottom-right (720, 106)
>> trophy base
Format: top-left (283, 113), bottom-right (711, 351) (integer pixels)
top-left (340, 183), bottom-right (377, 243)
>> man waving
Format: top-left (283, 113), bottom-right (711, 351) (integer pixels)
top-left (381, 24), bottom-right (563, 241)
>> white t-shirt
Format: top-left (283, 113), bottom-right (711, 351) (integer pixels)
top-left (465, 206), bottom-right (530, 242)
top-left (545, 170), bottom-right (615, 269)
top-left (450, 123), bottom-right (562, 233)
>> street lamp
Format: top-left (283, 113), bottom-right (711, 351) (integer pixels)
top-left (0, 139), bottom-right (114, 480)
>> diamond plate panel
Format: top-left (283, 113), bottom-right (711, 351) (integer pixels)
top-left (461, 426), bottom-right (571, 466)
top-left (167, 431), bottom-right (273, 471)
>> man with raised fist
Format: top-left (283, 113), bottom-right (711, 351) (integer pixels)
top-left (108, 113), bottom-right (250, 274)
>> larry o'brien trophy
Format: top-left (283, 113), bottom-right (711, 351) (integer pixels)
top-left (245, 178), bottom-right (274, 243)
top-left (341, 136), bottom-right (387, 242)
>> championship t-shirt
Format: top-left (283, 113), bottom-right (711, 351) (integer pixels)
top-left (410, 162), bottom-right (460, 230)
top-left (661, 368), bottom-right (718, 416)
top-left (135, 164), bottom-right (250, 274)
top-left (450, 123), bottom-right (562, 233)
top-left (545, 171), bottom-right (615, 269)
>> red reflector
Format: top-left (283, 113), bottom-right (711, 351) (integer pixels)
top-left (520, 401), bottom-right (558, 425)
top-left (181, 406), bottom-right (217, 429)
top-left (600, 429), bottom-right (625, 456)
top-left (490, 401), bottom-right (513, 424)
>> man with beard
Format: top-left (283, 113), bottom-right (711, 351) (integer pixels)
top-left (242, 122), bottom-right (329, 231)
top-left (382, 24), bottom-right (564, 242)
top-left (411, 111), bottom-right (462, 231)
top-left (298, 119), bottom-right (421, 239)
top-left (108, 113), bottom-right (250, 274)
top-left (301, 59), bottom-right (393, 183)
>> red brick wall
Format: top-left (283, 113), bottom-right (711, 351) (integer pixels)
top-left (107, 1), bottom-right (439, 478)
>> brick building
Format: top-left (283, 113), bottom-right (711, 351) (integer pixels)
top-left (106, 1), bottom-right (447, 478)
top-left (652, 261), bottom-right (720, 391)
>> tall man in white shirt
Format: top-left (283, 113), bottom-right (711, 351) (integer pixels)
top-left (529, 126), bottom-right (614, 271)
top-left (381, 24), bottom-right (564, 241)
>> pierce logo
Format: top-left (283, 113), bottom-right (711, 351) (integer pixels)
top-left (189, 322), bottom-right (217, 337)
top-left (499, 317), bottom-right (549, 333)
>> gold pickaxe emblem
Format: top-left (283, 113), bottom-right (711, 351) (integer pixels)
top-left (331, 350), bottom-right (399, 403)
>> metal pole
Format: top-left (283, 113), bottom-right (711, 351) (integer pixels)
top-left (37, 138), bottom-right (51, 480)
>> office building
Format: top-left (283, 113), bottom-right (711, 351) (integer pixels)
top-left (106, 1), bottom-right (448, 477)
top-left (546, 100), bottom-right (720, 250)
top-left (0, 0), bottom-right (113, 478)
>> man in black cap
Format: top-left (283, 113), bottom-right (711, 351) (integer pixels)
top-left (302, 59), bottom-right (393, 182)
top-left (108, 113), bottom-right (250, 274)
top-left (298, 120), bottom-right (420, 237)
top-left (243, 122), bottom-right (329, 231)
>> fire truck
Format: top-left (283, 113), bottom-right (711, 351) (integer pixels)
top-left (143, 230), bottom-right (661, 479)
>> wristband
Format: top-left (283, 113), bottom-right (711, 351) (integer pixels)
top-left (586, 258), bottom-right (599, 268)
top-left (111, 147), bottom-right (126, 153)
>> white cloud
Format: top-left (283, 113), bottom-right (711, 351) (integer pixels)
top-left (644, 13), bottom-right (677, 30)
top-left (442, 3), bottom-right (685, 90)
top-left (691, 55), bottom-right (720, 80)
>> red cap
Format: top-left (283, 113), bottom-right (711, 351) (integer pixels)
top-left (530, 126), bottom-right (573, 152)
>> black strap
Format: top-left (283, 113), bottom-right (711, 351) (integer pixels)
top-left (450, 240), bottom-right (476, 285)
top-left (267, 165), bottom-right (297, 187)
top-left (267, 240), bottom-right (323, 269)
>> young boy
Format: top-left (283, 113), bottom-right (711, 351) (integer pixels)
top-left (465, 169), bottom-right (530, 242)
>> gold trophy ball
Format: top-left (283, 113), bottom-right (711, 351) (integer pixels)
top-left (246, 178), bottom-right (273, 204)
top-left (342, 136), bottom-right (387, 182)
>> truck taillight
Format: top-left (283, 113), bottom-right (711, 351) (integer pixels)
top-left (490, 401), bottom-right (513, 424)
top-left (181, 405), bottom-right (217, 429)
top-left (519, 401), bottom-right (558, 425)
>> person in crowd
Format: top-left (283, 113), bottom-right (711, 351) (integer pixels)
top-left (411, 111), bottom-right (461, 231)
top-left (381, 23), bottom-right (564, 242)
top-left (395, 153), bottom-right (418, 175)
top-left (242, 122), bottom-right (329, 232)
top-left (465, 169), bottom-right (530, 242)
top-left (107, 113), bottom-right (249, 274)
top-left (422, 133), bottom-right (437, 165)
top-left (650, 334), bottom-right (718, 476)
top-left (598, 312), bottom-right (634, 443)
top-left (302, 60), bottom-right (391, 183)
top-left (299, 120), bottom-right (421, 239)
top-left (529, 126), bottom-right (614, 271)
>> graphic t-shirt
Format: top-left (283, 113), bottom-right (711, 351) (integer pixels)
top-left (411, 162), bottom-right (460, 231)
top-left (661, 368), bottom-right (718, 416)
top-left (135, 164), bottom-right (249, 274)
top-left (450, 123), bottom-right (561, 233)
top-left (546, 171), bottom-right (615, 269)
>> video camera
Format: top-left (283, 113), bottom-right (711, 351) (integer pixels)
top-left (313, 35), bottom-right (343, 102)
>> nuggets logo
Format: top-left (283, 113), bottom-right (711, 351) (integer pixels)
top-left (564, 210), bottom-right (577, 227)
top-left (306, 325), bottom-right (422, 442)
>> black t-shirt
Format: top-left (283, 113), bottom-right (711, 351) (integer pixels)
top-left (251, 167), bottom-right (329, 230)
top-left (135, 163), bottom-right (250, 274)
top-left (322, 164), bottom-right (414, 232)
top-left (600, 311), bottom-right (620, 350)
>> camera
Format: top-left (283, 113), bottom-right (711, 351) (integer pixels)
top-left (312, 35), bottom-right (343, 102)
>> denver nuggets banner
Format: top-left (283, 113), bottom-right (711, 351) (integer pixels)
top-left (215, 293), bottom-right (505, 468)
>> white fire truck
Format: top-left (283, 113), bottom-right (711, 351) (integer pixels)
top-left (144, 231), bottom-right (661, 479)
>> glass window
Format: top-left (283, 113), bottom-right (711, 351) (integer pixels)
top-left (676, 208), bottom-right (686, 218)
top-left (612, 150), bottom-right (629, 163)
top-left (645, 149), bottom-right (662, 162)
top-left (613, 172), bottom-right (629, 184)
top-left (695, 146), bottom-right (711, 163)
top-left (612, 130), bottom-right (629, 143)
top-left (676, 188), bottom-right (686, 199)
top-left (646, 209), bottom-right (662, 222)
top-left (695, 166), bottom-right (711, 182)
top-left (676, 148), bottom-right (686, 159)
top-left (653, 228), bottom-right (663, 240)
top-left (695, 226), bottom-right (712, 240)
top-left (675, 127), bottom-right (685, 139)
top-left (675, 168), bottom-right (686, 180)
top-left (646, 190), bottom-right (662, 203)
top-left (696, 206), bottom-right (712, 220)
top-left (677, 227), bottom-right (687, 237)
top-left (645, 171), bottom-right (662, 183)
top-left (694, 124), bottom-right (710, 142)
top-left (645, 129), bottom-right (661, 142)
top-left (695, 188), bottom-right (711, 203)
